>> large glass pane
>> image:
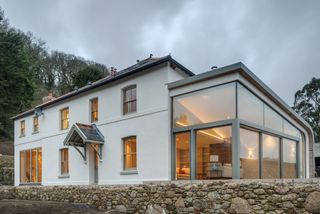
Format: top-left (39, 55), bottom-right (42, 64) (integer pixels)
top-left (20, 151), bottom-right (26, 183)
top-left (196, 126), bottom-right (232, 179)
top-left (264, 106), bottom-right (283, 133)
top-left (262, 134), bottom-right (280, 178)
top-left (175, 132), bottom-right (190, 180)
top-left (284, 120), bottom-right (299, 137)
top-left (173, 83), bottom-right (235, 127)
top-left (283, 139), bottom-right (297, 178)
top-left (25, 150), bottom-right (31, 182)
top-left (240, 128), bottom-right (259, 179)
top-left (31, 149), bottom-right (37, 182)
top-left (238, 85), bottom-right (264, 126)
top-left (37, 148), bottom-right (42, 182)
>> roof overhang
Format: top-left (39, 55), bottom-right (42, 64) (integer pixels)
top-left (168, 62), bottom-right (315, 146)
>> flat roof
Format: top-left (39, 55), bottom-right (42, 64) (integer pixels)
top-left (168, 62), bottom-right (314, 142)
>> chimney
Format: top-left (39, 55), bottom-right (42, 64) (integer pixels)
top-left (110, 67), bottom-right (117, 76)
top-left (42, 91), bottom-right (56, 104)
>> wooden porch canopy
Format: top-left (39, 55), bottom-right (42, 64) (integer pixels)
top-left (63, 123), bottom-right (104, 162)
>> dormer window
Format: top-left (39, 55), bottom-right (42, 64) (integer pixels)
top-left (20, 120), bottom-right (25, 136)
top-left (90, 98), bottom-right (98, 122)
top-left (123, 85), bottom-right (137, 115)
top-left (33, 116), bottom-right (39, 133)
top-left (60, 108), bottom-right (69, 130)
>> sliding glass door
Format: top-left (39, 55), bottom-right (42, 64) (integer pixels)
top-left (20, 148), bottom-right (42, 184)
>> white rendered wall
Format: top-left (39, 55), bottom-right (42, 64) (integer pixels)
top-left (14, 63), bottom-right (189, 186)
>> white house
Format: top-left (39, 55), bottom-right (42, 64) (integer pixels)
top-left (12, 55), bottom-right (314, 186)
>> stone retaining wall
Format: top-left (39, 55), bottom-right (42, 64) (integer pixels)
top-left (1, 180), bottom-right (320, 213)
top-left (0, 155), bottom-right (14, 185)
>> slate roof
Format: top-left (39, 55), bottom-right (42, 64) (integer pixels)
top-left (76, 123), bottom-right (104, 142)
top-left (12, 55), bottom-right (194, 120)
top-left (63, 123), bottom-right (104, 147)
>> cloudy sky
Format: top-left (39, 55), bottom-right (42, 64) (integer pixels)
top-left (1, 0), bottom-right (319, 105)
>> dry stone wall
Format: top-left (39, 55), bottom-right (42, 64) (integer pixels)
top-left (0, 155), bottom-right (14, 185)
top-left (0, 180), bottom-right (320, 213)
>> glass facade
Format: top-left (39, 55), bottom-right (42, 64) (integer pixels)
top-left (264, 105), bottom-right (283, 133)
top-left (282, 139), bottom-right (297, 178)
top-left (172, 82), bottom-right (307, 180)
top-left (196, 126), bottom-right (232, 179)
top-left (173, 83), bottom-right (235, 127)
top-left (262, 134), bottom-right (280, 179)
top-left (238, 85), bottom-right (264, 126)
top-left (240, 128), bottom-right (259, 179)
top-left (175, 132), bottom-right (190, 180)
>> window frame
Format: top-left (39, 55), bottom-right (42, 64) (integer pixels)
top-left (122, 85), bottom-right (137, 115)
top-left (20, 120), bottom-right (25, 137)
top-left (90, 97), bottom-right (99, 123)
top-left (60, 107), bottom-right (69, 130)
top-left (33, 116), bottom-right (39, 133)
top-left (60, 148), bottom-right (69, 176)
top-left (122, 136), bottom-right (137, 171)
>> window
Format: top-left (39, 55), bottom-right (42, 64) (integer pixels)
top-left (123, 137), bottom-right (137, 170)
top-left (123, 86), bottom-right (137, 115)
top-left (20, 148), bottom-right (42, 183)
top-left (91, 98), bottom-right (98, 122)
top-left (175, 132), bottom-right (190, 180)
top-left (33, 116), bottom-right (39, 133)
top-left (196, 126), bottom-right (232, 179)
top-left (173, 83), bottom-right (236, 127)
top-left (20, 120), bottom-right (25, 136)
top-left (60, 108), bottom-right (69, 130)
top-left (238, 84), bottom-right (264, 126)
top-left (240, 128), bottom-right (259, 179)
top-left (282, 139), bottom-right (297, 178)
top-left (264, 105), bottom-right (283, 133)
top-left (262, 134), bottom-right (280, 179)
top-left (60, 148), bottom-right (69, 175)
top-left (284, 120), bottom-right (299, 138)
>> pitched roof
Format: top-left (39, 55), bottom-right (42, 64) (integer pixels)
top-left (63, 123), bottom-right (104, 147)
top-left (12, 55), bottom-right (194, 120)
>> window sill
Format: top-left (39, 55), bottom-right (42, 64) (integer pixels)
top-left (19, 182), bottom-right (41, 186)
top-left (120, 170), bottom-right (138, 175)
top-left (58, 175), bottom-right (70, 179)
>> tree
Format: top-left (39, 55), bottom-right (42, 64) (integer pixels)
top-left (293, 77), bottom-right (320, 142)
top-left (73, 66), bottom-right (106, 89)
top-left (0, 9), bottom-right (35, 139)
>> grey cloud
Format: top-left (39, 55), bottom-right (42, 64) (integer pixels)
top-left (1, 0), bottom-right (319, 104)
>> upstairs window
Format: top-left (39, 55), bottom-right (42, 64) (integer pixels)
top-left (91, 98), bottom-right (98, 122)
top-left (123, 136), bottom-right (137, 170)
top-left (20, 120), bottom-right (25, 136)
top-left (60, 148), bottom-right (69, 175)
top-left (60, 108), bottom-right (69, 130)
top-left (33, 116), bottom-right (39, 133)
top-left (123, 85), bottom-right (137, 115)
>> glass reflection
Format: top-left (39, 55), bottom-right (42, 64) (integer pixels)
top-left (238, 85), bottom-right (264, 126)
top-left (283, 139), bottom-right (297, 178)
top-left (262, 134), bottom-right (280, 179)
top-left (264, 106), bottom-right (283, 132)
top-left (240, 128), bottom-right (259, 179)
